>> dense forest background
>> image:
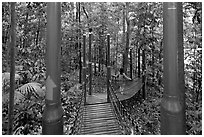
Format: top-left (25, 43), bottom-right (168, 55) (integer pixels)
top-left (2, 2), bottom-right (202, 135)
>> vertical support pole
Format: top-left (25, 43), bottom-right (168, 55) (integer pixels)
top-left (161, 2), bottom-right (186, 134)
top-left (83, 34), bottom-right (86, 105)
top-left (142, 49), bottom-right (146, 99)
top-left (138, 47), bottom-right (140, 78)
top-left (88, 32), bottom-right (92, 95)
top-left (42, 3), bottom-right (63, 135)
top-left (129, 49), bottom-right (133, 79)
top-left (107, 34), bottom-right (111, 103)
top-left (8, 2), bottom-right (15, 135)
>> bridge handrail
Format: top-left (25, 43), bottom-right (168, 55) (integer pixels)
top-left (109, 79), bottom-right (138, 135)
top-left (69, 83), bottom-right (84, 134)
top-left (70, 75), bottom-right (89, 134)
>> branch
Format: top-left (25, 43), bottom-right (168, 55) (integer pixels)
top-left (82, 6), bottom-right (89, 19)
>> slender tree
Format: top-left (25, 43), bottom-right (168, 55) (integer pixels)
top-left (124, 2), bottom-right (130, 73)
top-left (78, 2), bottom-right (82, 84)
top-left (129, 49), bottom-right (133, 79)
top-left (83, 34), bottom-right (87, 105)
top-left (142, 48), bottom-right (146, 99)
top-left (8, 2), bottom-right (16, 135)
top-left (138, 47), bottom-right (141, 78)
top-left (122, 3), bottom-right (126, 71)
top-left (22, 2), bottom-right (31, 48)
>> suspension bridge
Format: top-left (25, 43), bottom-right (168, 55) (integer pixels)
top-left (71, 76), bottom-right (144, 135)
top-left (8, 2), bottom-right (186, 135)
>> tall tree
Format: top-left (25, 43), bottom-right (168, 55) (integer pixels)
top-left (122, 3), bottom-right (126, 71)
top-left (123, 2), bottom-right (130, 73)
top-left (8, 2), bottom-right (16, 135)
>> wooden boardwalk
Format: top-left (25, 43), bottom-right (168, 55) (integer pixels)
top-left (78, 79), bottom-right (143, 134)
top-left (86, 93), bottom-right (107, 105)
top-left (79, 103), bottom-right (123, 135)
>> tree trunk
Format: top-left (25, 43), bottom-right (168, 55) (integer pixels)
top-left (138, 47), bottom-right (141, 78)
top-left (158, 40), bottom-right (162, 86)
top-left (142, 49), bottom-right (146, 99)
top-left (135, 47), bottom-right (137, 77)
top-left (152, 44), bottom-right (155, 83)
top-left (122, 3), bottom-right (126, 70)
top-left (129, 49), bottom-right (133, 79)
top-left (124, 2), bottom-right (130, 74)
top-left (94, 44), bottom-right (97, 75)
top-left (8, 3), bottom-right (16, 134)
top-left (35, 19), bottom-right (41, 46)
top-left (22, 2), bottom-right (31, 48)
top-left (78, 2), bottom-right (82, 83)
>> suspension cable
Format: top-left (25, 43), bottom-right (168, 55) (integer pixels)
top-left (109, 79), bottom-right (139, 135)
top-left (70, 75), bottom-right (89, 134)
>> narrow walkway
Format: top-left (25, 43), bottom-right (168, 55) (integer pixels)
top-left (86, 93), bottom-right (107, 105)
top-left (78, 79), bottom-right (142, 134)
top-left (79, 103), bottom-right (123, 135)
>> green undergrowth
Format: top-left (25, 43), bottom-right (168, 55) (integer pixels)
top-left (2, 70), bottom-right (83, 135)
top-left (92, 75), bottom-right (107, 93)
top-left (122, 82), bottom-right (202, 135)
top-left (121, 83), bottom-right (161, 135)
top-left (2, 71), bottom-right (201, 135)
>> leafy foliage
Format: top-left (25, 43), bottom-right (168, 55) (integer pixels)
top-left (2, 2), bottom-right (202, 135)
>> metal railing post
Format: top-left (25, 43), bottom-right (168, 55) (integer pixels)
top-left (88, 32), bottom-right (92, 95)
top-left (107, 34), bottom-right (111, 103)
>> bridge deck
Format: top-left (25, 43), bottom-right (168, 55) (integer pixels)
top-left (86, 93), bottom-right (107, 105)
top-left (78, 78), bottom-right (143, 134)
top-left (79, 103), bottom-right (123, 135)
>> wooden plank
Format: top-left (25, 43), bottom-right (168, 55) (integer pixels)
top-left (83, 116), bottom-right (116, 122)
top-left (80, 125), bottom-right (120, 134)
top-left (84, 113), bottom-right (114, 118)
top-left (86, 93), bottom-right (107, 104)
top-left (86, 102), bottom-right (111, 107)
top-left (84, 114), bottom-right (116, 121)
top-left (81, 129), bottom-right (122, 135)
top-left (84, 108), bottom-right (113, 114)
top-left (82, 121), bottom-right (118, 129)
top-left (85, 107), bottom-right (112, 111)
top-left (81, 124), bottom-right (119, 131)
top-left (84, 108), bottom-right (113, 113)
top-left (79, 102), bottom-right (122, 135)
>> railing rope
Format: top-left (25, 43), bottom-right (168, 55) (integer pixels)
top-left (70, 74), bottom-right (90, 134)
top-left (109, 79), bottom-right (139, 135)
top-left (70, 82), bottom-right (85, 134)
